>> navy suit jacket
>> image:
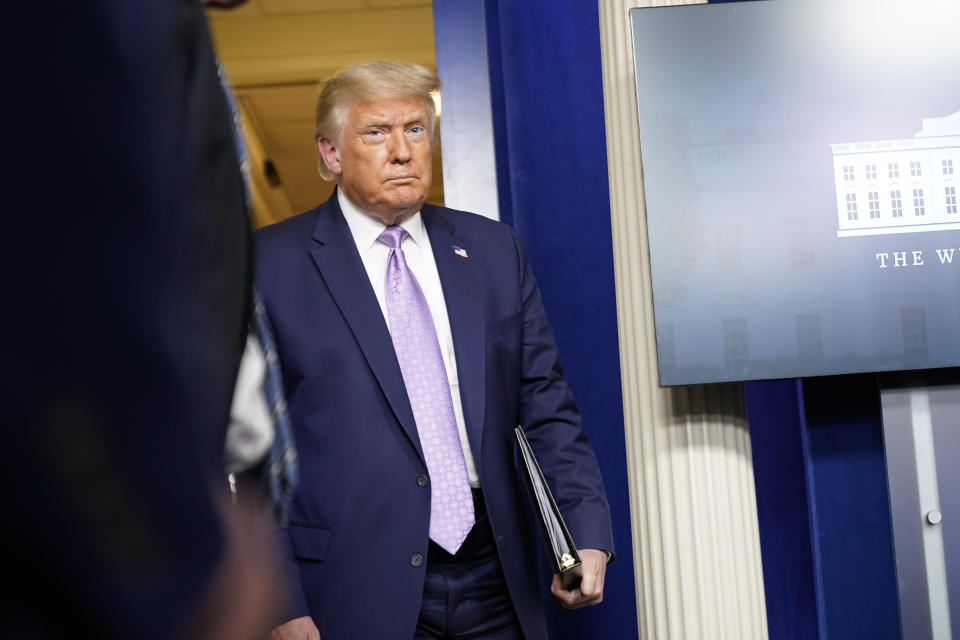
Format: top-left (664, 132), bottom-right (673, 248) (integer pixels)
top-left (255, 193), bottom-right (613, 640)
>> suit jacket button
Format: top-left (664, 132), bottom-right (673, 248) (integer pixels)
top-left (417, 475), bottom-right (429, 487)
top-left (410, 553), bottom-right (424, 567)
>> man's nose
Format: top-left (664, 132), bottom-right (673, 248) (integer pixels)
top-left (387, 131), bottom-right (411, 163)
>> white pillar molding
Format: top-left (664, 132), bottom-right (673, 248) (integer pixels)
top-left (597, 1), bottom-right (769, 638)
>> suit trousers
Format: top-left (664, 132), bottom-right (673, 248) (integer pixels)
top-left (415, 490), bottom-right (526, 640)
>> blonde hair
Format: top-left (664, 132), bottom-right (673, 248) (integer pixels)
top-left (314, 60), bottom-right (440, 181)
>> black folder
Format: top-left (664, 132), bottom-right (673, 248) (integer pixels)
top-left (515, 426), bottom-right (582, 589)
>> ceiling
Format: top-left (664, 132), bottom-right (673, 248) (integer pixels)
top-left (206, 0), bottom-right (442, 228)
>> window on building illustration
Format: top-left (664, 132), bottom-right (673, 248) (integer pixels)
top-left (717, 225), bottom-right (742, 273)
top-left (846, 193), bottom-right (858, 220)
top-left (901, 306), bottom-right (928, 362)
top-left (947, 186), bottom-right (958, 214)
top-left (723, 318), bottom-right (749, 371)
top-left (795, 313), bottom-right (823, 362)
top-left (655, 323), bottom-right (676, 372)
top-left (868, 191), bottom-right (880, 219)
top-left (944, 159), bottom-right (955, 175)
top-left (865, 164), bottom-right (877, 180)
top-left (888, 162), bottom-right (899, 178)
top-left (891, 190), bottom-right (903, 217)
top-left (913, 188), bottom-right (925, 216)
top-left (910, 161), bottom-right (922, 177)
top-left (843, 165), bottom-right (854, 181)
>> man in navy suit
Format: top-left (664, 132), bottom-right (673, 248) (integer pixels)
top-left (257, 60), bottom-right (614, 640)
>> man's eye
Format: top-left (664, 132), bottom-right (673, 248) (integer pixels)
top-left (409, 126), bottom-right (425, 134)
top-left (366, 130), bottom-right (384, 137)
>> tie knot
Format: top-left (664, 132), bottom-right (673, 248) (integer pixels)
top-left (378, 225), bottom-right (407, 249)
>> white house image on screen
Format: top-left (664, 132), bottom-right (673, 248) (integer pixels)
top-left (831, 110), bottom-right (959, 237)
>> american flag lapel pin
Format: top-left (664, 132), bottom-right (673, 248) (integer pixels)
top-left (452, 245), bottom-right (469, 259)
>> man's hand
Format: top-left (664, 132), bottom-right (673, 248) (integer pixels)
top-left (550, 548), bottom-right (608, 610)
top-left (268, 616), bottom-right (321, 640)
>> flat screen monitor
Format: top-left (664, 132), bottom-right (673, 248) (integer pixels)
top-left (631, 0), bottom-right (960, 386)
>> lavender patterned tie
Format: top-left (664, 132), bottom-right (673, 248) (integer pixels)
top-left (378, 225), bottom-right (475, 554)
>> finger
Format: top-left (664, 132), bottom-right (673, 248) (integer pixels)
top-left (550, 574), bottom-right (581, 609)
top-left (564, 571), bottom-right (604, 609)
top-left (550, 573), bottom-right (562, 597)
top-left (557, 590), bottom-right (583, 609)
top-left (580, 569), bottom-right (596, 597)
top-left (582, 567), bottom-right (606, 599)
top-left (570, 589), bottom-right (604, 609)
top-left (563, 593), bottom-right (596, 610)
top-left (578, 550), bottom-right (607, 599)
top-left (593, 570), bottom-right (606, 598)
top-left (579, 580), bottom-right (604, 605)
top-left (550, 574), bottom-right (576, 602)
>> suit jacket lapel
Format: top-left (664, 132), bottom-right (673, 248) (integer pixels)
top-left (308, 196), bottom-right (424, 461)
top-left (423, 205), bottom-right (486, 463)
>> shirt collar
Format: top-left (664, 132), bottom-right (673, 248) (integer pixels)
top-left (338, 188), bottom-right (427, 252)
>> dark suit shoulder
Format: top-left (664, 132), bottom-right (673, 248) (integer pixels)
top-left (256, 205), bottom-right (321, 245)
top-left (253, 205), bottom-right (329, 292)
top-left (423, 203), bottom-right (517, 242)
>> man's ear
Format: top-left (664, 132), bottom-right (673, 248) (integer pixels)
top-left (317, 137), bottom-right (342, 176)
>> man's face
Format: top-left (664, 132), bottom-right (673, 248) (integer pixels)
top-left (318, 94), bottom-right (433, 225)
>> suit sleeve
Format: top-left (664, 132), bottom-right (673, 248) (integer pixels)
top-left (511, 228), bottom-right (616, 559)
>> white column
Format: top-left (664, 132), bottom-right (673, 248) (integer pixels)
top-left (597, 1), bottom-right (769, 638)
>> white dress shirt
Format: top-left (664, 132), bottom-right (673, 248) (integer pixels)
top-left (339, 190), bottom-right (480, 487)
top-left (224, 333), bottom-right (273, 475)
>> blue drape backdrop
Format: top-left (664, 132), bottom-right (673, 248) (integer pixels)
top-left (482, 2), bottom-right (639, 637)
top-left (433, 1), bottom-right (640, 638)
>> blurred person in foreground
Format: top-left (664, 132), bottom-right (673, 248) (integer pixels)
top-left (256, 60), bottom-right (615, 640)
top-left (4, 1), bottom-right (281, 637)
